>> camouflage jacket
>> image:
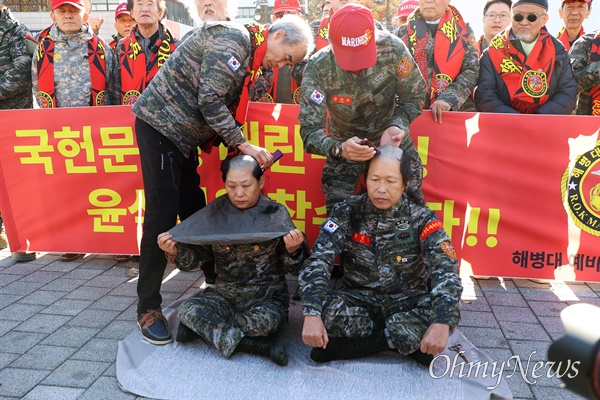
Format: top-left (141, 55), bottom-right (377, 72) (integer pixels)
top-left (0, 6), bottom-right (33, 109)
top-left (396, 22), bottom-right (478, 111)
top-left (31, 24), bottom-right (117, 107)
top-left (570, 30), bottom-right (600, 116)
top-left (298, 29), bottom-right (425, 157)
top-left (476, 29), bottom-right (577, 115)
top-left (174, 206), bottom-right (307, 308)
top-left (299, 193), bottom-right (463, 327)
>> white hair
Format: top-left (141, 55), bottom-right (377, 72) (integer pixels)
top-left (182, 0), bottom-right (238, 25)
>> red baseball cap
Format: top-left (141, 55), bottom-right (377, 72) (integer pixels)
top-left (115, 1), bottom-right (130, 18)
top-left (561, 0), bottom-right (591, 3)
top-left (329, 4), bottom-right (376, 71)
top-left (51, 0), bottom-right (86, 10)
top-left (273, 0), bottom-right (301, 14)
top-left (396, 0), bottom-right (418, 18)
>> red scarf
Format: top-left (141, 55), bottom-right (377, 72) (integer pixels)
top-left (35, 34), bottom-right (107, 108)
top-left (556, 26), bottom-right (584, 51)
top-left (316, 17), bottom-right (330, 51)
top-left (201, 22), bottom-right (268, 154)
top-left (478, 35), bottom-right (486, 56)
top-left (404, 5), bottom-right (470, 108)
top-left (487, 27), bottom-right (556, 114)
top-left (590, 31), bottom-right (600, 116)
top-left (260, 67), bottom-right (300, 104)
top-left (119, 24), bottom-right (177, 105)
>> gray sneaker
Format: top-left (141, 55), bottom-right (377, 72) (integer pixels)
top-left (12, 251), bottom-right (36, 263)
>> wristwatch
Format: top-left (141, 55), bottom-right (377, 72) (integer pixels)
top-left (330, 141), bottom-right (343, 160)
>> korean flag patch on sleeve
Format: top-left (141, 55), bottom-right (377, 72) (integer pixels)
top-left (322, 219), bottom-right (339, 234)
top-left (227, 56), bottom-right (241, 72)
top-left (310, 89), bottom-right (325, 105)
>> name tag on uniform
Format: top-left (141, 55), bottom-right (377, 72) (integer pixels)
top-left (332, 95), bottom-right (352, 104)
top-left (351, 232), bottom-right (371, 246)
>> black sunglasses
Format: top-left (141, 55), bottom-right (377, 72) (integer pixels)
top-left (513, 13), bottom-right (545, 22)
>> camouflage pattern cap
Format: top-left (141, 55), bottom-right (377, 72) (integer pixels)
top-left (329, 4), bottom-right (376, 71)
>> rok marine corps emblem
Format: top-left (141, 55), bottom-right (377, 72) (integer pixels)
top-left (561, 140), bottom-right (600, 237)
top-left (522, 70), bottom-right (548, 98)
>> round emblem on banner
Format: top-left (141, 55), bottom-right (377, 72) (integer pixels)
top-left (123, 90), bottom-right (141, 105)
top-left (259, 93), bottom-right (274, 103)
top-left (522, 70), bottom-right (547, 98)
top-left (292, 87), bottom-right (301, 105)
top-left (433, 74), bottom-right (452, 95)
top-left (95, 90), bottom-right (106, 106)
top-left (36, 91), bottom-right (53, 108)
top-left (396, 57), bottom-right (413, 78)
top-left (561, 141), bottom-right (600, 237)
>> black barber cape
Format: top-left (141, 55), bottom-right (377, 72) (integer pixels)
top-left (168, 194), bottom-right (295, 245)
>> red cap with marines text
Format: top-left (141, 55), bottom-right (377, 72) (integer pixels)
top-left (329, 4), bottom-right (376, 71)
top-left (115, 2), bottom-right (130, 19)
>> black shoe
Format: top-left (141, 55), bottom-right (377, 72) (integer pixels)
top-left (176, 321), bottom-right (200, 343)
top-left (201, 261), bottom-right (217, 284)
top-left (408, 349), bottom-right (434, 367)
top-left (236, 335), bottom-right (288, 366)
top-left (310, 329), bottom-right (391, 363)
top-left (137, 309), bottom-right (173, 345)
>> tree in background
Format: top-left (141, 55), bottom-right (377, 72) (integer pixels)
top-left (305, 0), bottom-right (402, 28)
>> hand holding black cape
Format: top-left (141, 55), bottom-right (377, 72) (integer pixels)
top-left (168, 195), bottom-right (296, 245)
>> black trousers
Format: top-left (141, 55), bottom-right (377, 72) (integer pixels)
top-left (135, 118), bottom-right (206, 314)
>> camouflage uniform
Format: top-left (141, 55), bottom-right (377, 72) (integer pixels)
top-left (176, 197), bottom-right (307, 357)
top-left (132, 21), bottom-right (271, 158)
top-left (0, 5), bottom-right (34, 109)
top-left (132, 21), bottom-right (279, 318)
top-left (299, 29), bottom-right (425, 213)
top-left (299, 193), bottom-right (462, 355)
top-left (31, 23), bottom-right (118, 107)
top-left (570, 30), bottom-right (600, 116)
top-left (396, 20), bottom-right (479, 112)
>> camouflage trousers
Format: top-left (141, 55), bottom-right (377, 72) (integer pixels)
top-left (178, 290), bottom-right (287, 358)
top-left (321, 135), bottom-right (424, 214)
top-left (321, 289), bottom-right (433, 355)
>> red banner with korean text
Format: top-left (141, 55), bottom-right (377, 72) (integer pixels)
top-left (0, 104), bottom-right (599, 281)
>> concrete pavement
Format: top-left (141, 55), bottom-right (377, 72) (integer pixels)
top-left (0, 248), bottom-right (597, 399)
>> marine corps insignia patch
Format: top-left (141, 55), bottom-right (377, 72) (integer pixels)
top-left (323, 219), bottom-right (339, 234)
top-left (561, 140), bottom-right (600, 237)
top-left (522, 70), bottom-right (548, 98)
top-left (440, 241), bottom-right (457, 260)
top-left (396, 57), bottom-right (413, 78)
top-left (227, 56), bottom-right (241, 72)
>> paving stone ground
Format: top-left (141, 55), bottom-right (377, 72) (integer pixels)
top-left (0, 249), bottom-right (596, 399)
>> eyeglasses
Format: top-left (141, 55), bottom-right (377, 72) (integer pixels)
top-left (484, 12), bottom-right (510, 21)
top-left (512, 13), bottom-right (546, 23)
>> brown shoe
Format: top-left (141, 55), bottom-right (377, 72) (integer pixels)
top-left (115, 255), bottom-right (132, 262)
top-left (59, 253), bottom-right (84, 261)
top-left (12, 251), bottom-right (36, 263)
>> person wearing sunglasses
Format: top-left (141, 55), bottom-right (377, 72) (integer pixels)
top-left (556, 0), bottom-right (592, 51)
top-left (479, 0), bottom-right (512, 55)
top-left (569, 29), bottom-right (600, 116)
top-left (475, 0), bottom-right (577, 114)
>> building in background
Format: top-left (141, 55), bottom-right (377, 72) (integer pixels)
top-left (5, 0), bottom-right (195, 39)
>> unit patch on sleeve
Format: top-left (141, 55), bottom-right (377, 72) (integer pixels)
top-left (322, 219), bottom-right (339, 234)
